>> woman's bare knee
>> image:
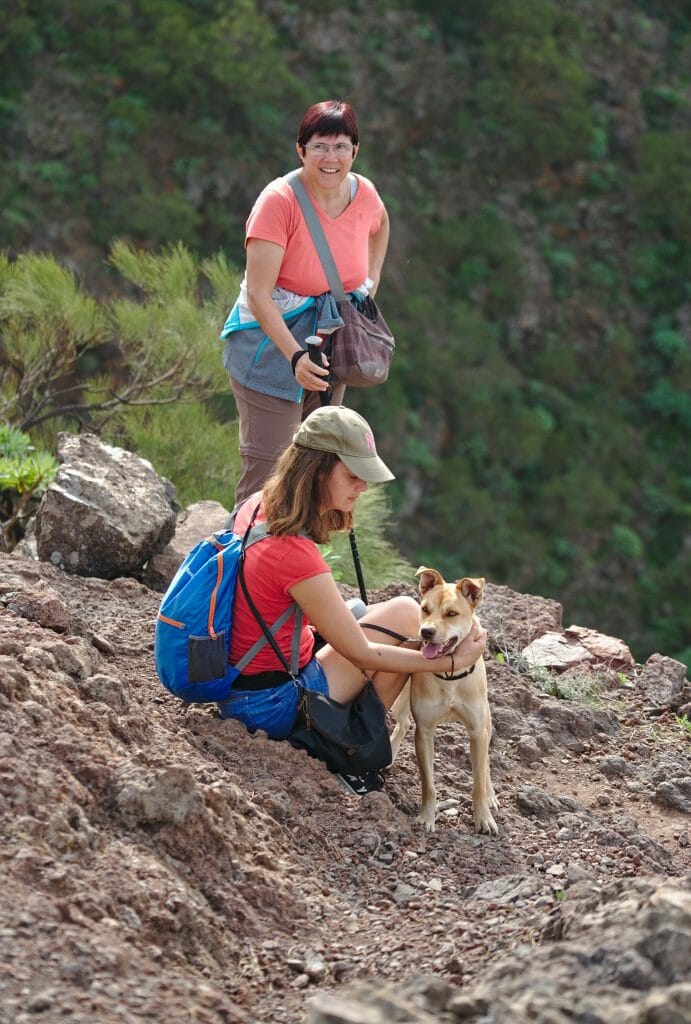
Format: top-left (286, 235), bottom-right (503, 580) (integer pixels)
top-left (363, 595), bottom-right (419, 638)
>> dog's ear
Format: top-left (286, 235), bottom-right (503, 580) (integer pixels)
top-left (416, 566), bottom-right (444, 595)
top-left (457, 576), bottom-right (485, 609)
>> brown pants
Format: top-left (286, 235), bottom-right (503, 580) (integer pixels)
top-left (229, 376), bottom-right (346, 505)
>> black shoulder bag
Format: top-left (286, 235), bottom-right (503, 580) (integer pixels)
top-left (238, 550), bottom-right (392, 775)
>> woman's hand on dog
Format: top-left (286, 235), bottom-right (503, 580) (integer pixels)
top-left (448, 621), bottom-right (487, 672)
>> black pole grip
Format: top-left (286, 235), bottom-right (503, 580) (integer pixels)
top-left (306, 335), bottom-right (331, 407)
top-left (306, 335), bottom-right (324, 365)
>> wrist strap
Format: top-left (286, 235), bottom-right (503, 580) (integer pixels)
top-left (291, 349), bottom-right (307, 376)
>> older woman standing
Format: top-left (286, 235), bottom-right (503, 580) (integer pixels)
top-left (221, 100), bottom-right (390, 504)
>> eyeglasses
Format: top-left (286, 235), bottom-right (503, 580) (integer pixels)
top-left (305, 142), bottom-right (354, 156)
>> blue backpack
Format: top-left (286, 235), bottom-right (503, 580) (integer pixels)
top-left (154, 509), bottom-right (301, 703)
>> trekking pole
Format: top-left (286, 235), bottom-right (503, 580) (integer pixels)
top-left (348, 527), bottom-right (368, 605)
top-left (308, 337), bottom-right (367, 606)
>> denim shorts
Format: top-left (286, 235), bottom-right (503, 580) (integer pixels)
top-left (216, 657), bottom-right (329, 740)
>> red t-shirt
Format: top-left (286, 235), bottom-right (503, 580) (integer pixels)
top-left (229, 496), bottom-right (330, 674)
top-left (245, 173), bottom-right (384, 294)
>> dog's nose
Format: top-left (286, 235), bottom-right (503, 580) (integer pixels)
top-left (420, 626), bottom-right (436, 640)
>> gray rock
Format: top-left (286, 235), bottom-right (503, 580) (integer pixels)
top-left (468, 874), bottom-right (544, 904)
top-left (489, 707), bottom-right (529, 741)
top-left (78, 672), bottom-right (130, 713)
top-left (515, 786), bottom-right (582, 819)
top-left (653, 779), bottom-right (691, 813)
top-left (309, 990), bottom-right (413, 1024)
top-left (638, 654), bottom-right (689, 709)
top-left (310, 879), bottom-right (691, 1024)
top-left (114, 764), bottom-right (206, 825)
top-left (536, 701), bottom-right (619, 744)
top-left (514, 734), bottom-right (543, 763)
top-left (391, 882), bottom-right (417, 905)
top-left (650, 752), bottom-right (690, 783)
top-left (35, 432), bottom-right (177, 579)
top-left (597, 755), bottom-right (636, 778)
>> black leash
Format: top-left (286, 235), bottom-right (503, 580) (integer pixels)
top-left (360, 622), bottom-right (414, 644)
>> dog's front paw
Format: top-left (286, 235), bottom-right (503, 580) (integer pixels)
top-left (474, 807), bottom-right (498, 835)
top-left (417, 805), bottom-right (437, 832)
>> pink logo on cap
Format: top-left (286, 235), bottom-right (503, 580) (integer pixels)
top-left (364, 430), bottom-right (376, 452)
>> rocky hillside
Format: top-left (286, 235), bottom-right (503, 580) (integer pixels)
top-left (1, 545), bottom-right (689, 1023)
top-left (2, 1), bottom-right (690, 665)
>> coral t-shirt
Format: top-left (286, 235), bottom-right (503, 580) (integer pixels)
top-left (245, 173), bottom-right (384, 295)
top-left (229, 496), bottom-right (330, 674)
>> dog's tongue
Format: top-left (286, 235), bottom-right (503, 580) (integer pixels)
top-left (422, 642), bottom-right (444, 659)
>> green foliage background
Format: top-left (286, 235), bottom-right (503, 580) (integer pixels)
top-left (0, 0), bottom-right (689, 665)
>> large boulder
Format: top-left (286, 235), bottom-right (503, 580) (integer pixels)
top-left (35, 432), bottom-right (177, 579)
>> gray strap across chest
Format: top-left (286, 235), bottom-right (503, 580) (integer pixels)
top-left (284, 168), bottom-right (348, 303)
top-left (234, 522), bottom-right (304, 676)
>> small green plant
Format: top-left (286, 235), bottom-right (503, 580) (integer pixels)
top-left (540, 671), bottom-right (606, 702)
top-left (0, 423), bottom-right (58, 548)
top-left (491, 637), bottom-right (552, 685)
top-left (676, 714), bottom-right (691, 736)
top-left (493, 636), bottom-right (609, 701)
top-left (617, 671), bottom-right (634, 689)
top-left (529, 664), bottom-right (561, 692)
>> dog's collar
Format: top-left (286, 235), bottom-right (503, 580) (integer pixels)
top-left (434, 663), bottom-right (476, 682)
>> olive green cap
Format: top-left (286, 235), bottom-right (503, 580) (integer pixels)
top-left (293, 406), bottom-right (394, 483)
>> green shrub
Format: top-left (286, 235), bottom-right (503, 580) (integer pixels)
top-left (0, 422), bottom-right (58, 548)
top-left (0, 244), bottom-right (235, 437)
top-left (610, 524), bottom-right (644, 561)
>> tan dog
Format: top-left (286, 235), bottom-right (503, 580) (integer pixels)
top-left (390, 567), bottom-right (498, 834)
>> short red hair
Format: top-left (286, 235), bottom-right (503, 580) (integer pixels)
top-left (297, 100), bottom-right (359, 149)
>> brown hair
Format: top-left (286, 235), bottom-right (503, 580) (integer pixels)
top-left (262, 445), bottom-right (353, 544)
